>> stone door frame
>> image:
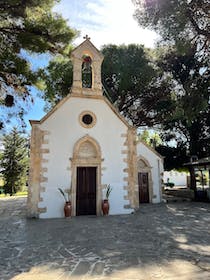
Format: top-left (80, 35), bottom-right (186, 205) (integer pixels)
top-left (137, 156), bottom-right (153, 203)
top-left (70, 135), bottom-right (102, 216)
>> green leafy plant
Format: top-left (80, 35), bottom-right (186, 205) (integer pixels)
top-left (58, 188), bottom-right (70, 202)
top-left (105, 184), bottom-right (112, 199)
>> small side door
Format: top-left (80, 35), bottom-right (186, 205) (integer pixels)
top-left (138, 172), bottom-right (149, 203)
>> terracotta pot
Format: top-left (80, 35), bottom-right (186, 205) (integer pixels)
top-left (64, 201), bottom-right (72, 217)
top-left (102, 199), bottom-right (109, 215)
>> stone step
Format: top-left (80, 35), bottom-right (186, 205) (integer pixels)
top-left (163, 195), bottom-right (192, 203)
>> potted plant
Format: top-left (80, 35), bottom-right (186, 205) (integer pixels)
top-left (58, 187), bottom-right (72, 217)
top-left (102, 184), bottom-right (112, 215)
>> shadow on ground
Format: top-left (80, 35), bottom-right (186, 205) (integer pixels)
top-left (0, 197), bottom-right (210, 279)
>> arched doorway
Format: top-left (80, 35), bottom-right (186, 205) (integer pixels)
top-left (137, 157), bottom-right (153, 203)
top-left (71, 136), bottom-right (102, 216)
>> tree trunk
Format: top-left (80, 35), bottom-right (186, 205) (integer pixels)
top-left (189, 166), bottom-right (196, 191)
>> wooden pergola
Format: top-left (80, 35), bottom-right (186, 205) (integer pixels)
top-left (184, 157), bottom-right (210, 201)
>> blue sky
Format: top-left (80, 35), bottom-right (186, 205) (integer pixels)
top-left (1, 0), bottom-right (158, 134)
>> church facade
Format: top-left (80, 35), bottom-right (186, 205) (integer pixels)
top-left (27, 38), bottom-right (163, 218)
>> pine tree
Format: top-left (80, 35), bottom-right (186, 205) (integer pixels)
top-left (0, 128), bottom-right (29, 195)
top-left (0, 0), bottom-right (76, 129)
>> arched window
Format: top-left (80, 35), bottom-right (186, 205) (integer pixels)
top-left (82, 55), bottom-right (92, 88)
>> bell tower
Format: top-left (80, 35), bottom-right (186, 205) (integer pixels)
top-left (71, 35), bottom-right (104, 96)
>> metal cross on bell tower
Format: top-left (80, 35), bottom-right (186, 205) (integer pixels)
top-left (83, 34), bottom-right (90, 40)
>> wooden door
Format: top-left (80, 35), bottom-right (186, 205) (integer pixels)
top-left (138, 172), bottom-right (149, 203)
top-left (76, 167), bottom-right (96, 215)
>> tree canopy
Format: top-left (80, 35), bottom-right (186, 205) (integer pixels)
top-left (133, 0), bottom-right (210, 173)
top-left (102, 44), bottom-right (157, 126)
top-left (0, 0), bottom-right (76, 129)
top-left (39, 56), bottom-right (73, 111)
top-left (138, 130), bottom-right (162, 148)
top-left (133, 0), bottom-right (210, 63)
top-left (156, 45), bottom-right (209, 158)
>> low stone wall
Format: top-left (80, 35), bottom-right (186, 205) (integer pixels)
top-left (164, 189), bottom-right (195, 200)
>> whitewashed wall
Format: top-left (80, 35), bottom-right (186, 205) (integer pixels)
top-left (137, 142), bottom-right (163, 203)
top-left (37, 96), bottom-right (132, 218)
top-left (163, 171), bottom-right (188, 186)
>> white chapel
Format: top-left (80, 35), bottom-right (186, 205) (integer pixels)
top-left (27, 37), bottom-right (164, 218)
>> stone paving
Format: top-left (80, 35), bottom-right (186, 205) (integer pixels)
top-left (0, 197), bottom-right (210, 280)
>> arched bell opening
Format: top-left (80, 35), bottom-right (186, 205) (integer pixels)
top-left (82, 55), bottom-right (92, 88)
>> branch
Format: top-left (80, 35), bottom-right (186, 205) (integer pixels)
top-left (186, 8), bottom-right (210, 40)
top-left (0, 26), bottom-right (23, 35)
top-left (0, 25), bottom-right (52, 43)
top-left (0, 0), bottom-right (27, 11)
